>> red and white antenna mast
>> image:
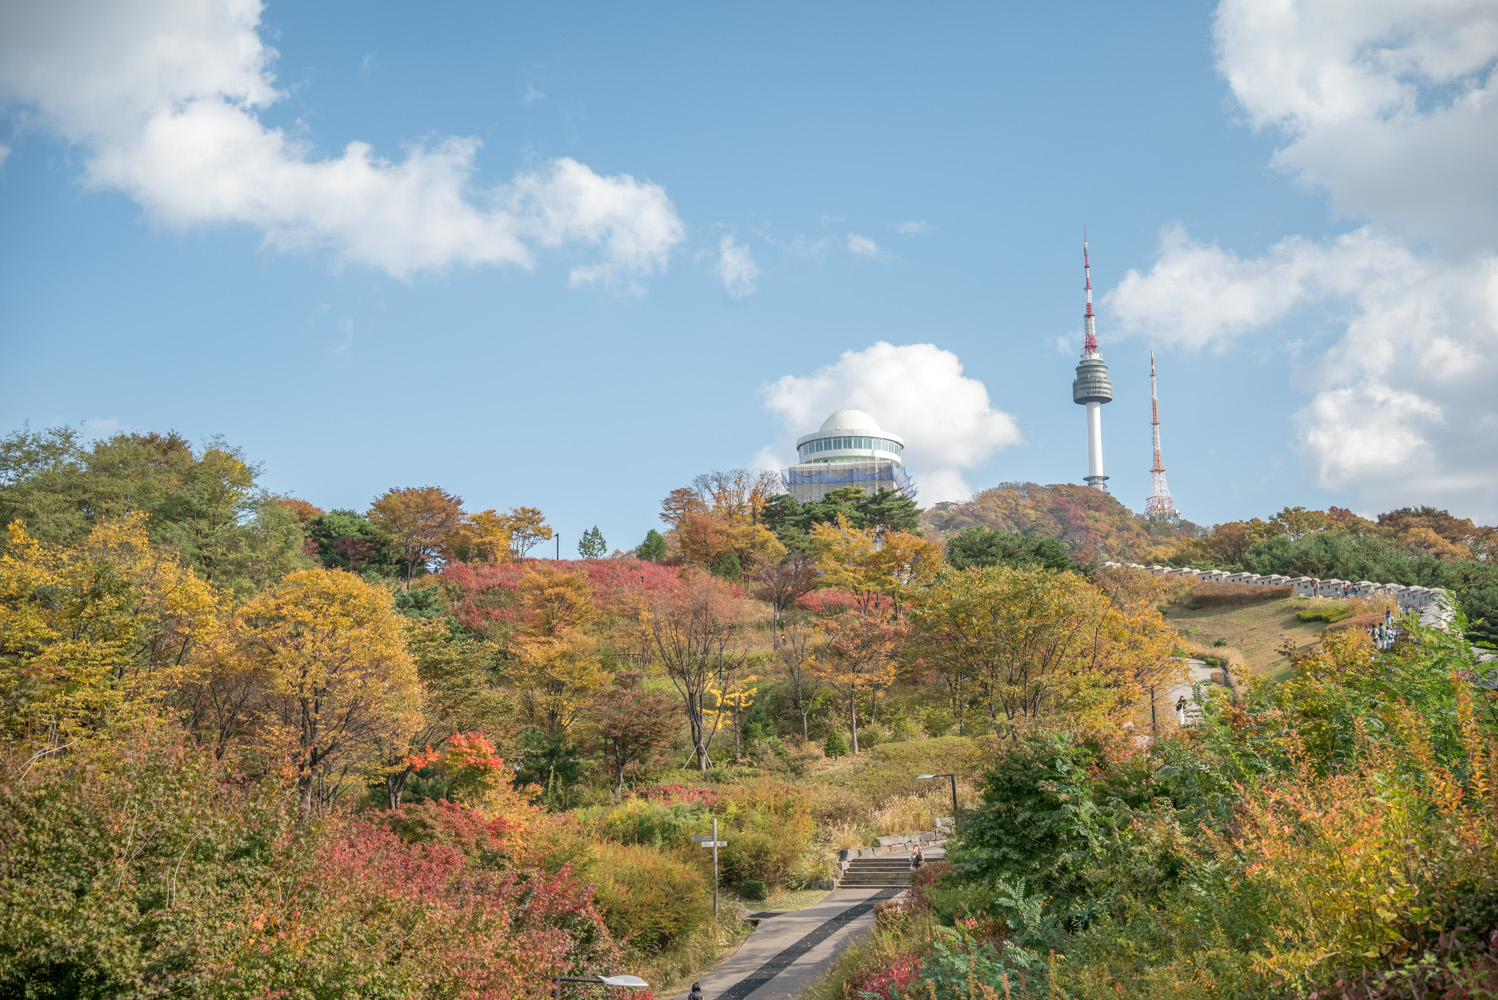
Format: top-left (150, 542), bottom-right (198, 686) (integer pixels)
top-left (1144, 350), bottom-right (1180, 521)
top-left (1082, 227), bottom-right (1098, 354)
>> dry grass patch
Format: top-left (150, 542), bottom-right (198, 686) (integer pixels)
top-left (1165, 595), bottom-right (1341, 679)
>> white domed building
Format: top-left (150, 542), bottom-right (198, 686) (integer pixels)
top-left (781, 409), bottom-right (917, 503)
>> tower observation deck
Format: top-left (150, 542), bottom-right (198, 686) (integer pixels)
top-left (1072, 234), bottom-right (1112, 489)
top-left (781, 409), bottom-right (917, 504)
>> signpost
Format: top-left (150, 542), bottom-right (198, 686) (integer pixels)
top-left (692, 820), bottom-right (726, 914)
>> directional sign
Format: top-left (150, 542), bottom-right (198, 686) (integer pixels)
top-left (690, 834), bottom-right (714, 842)
top-left (697, 840), bottom-right (727, 848)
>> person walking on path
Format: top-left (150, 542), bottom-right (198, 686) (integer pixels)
top-left (689, 983), bottom-right (705, 1000)
top-left (910, 846), bottom-right (924, 871)
top-left (1175, 694), bottom-right (1189, 725)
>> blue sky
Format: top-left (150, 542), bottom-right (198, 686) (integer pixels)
top-left (3, 0), bottom-right (1496, 552)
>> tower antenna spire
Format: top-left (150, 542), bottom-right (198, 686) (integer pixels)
top-left (1144, 350), bottom-right (1180, 521)
top-left (1072, 229), bottom-right (1112, 489)
top-left (1082, 227), bottom-right (1097, 354)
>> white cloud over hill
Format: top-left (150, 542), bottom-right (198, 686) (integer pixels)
top-left (0, 0), bottom-right (685, 283)
top-left (762, 342), bottom-right (1022, 504)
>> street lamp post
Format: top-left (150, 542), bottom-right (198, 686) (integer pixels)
top-left (916, 772), bottom-right (959, 821)
top-left (552, 974), bottom-right (650, 1000)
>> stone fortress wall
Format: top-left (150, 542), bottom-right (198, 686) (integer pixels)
top-left (1103, 561), bottom-right (1455, 628)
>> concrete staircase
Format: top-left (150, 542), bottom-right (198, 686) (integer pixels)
top-left (838, 856), bottom-right (914, 889)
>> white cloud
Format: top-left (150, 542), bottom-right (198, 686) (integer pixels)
top-left (717, 234), bottom-right (758, 299)
top-left (1214, 0), bottom-right (1498, 247)
top-left (847, 233), bottom-right (882, 258)
top-left (1106, 225), bottom-right (1420, 351)
top-left (0, 143), bottom-right (9, 170)
top-left (762, 342), bottom-right (1023, 503)
top-left (1094, 0), bottom-right (1498, 519)
top-left (0, 0), bottom-right (685, 282)
top-left (522, 83), bottom-right (544, 105)
top-left (894, 220), bottom-right (931, 236)
top-left (1106, 223), bottom-right (1498, 518)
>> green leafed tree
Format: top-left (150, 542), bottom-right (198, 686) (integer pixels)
top-left (637, 528), bottom-right (668, 562)
top-left (577, 525), bottom-right (607, 559)
top-left (945, 525), bottom-right (1081, 573)
top-left (0, 425), bottom-right (310, 595)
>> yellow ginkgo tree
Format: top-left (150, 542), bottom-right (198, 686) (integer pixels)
top-left (704, 674), bottom-right (758, 761)
top-left (241, 569), bottom-right (422, 823)
top-left (0, 514), bottom-right (220, 747)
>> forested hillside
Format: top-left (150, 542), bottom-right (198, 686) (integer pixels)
top-left (2, 425), bottom-right (1496, 999)
top-left (926, 482), bottom-right (1198, 562)
top-left (927, 481), bottom-right (1498, 646)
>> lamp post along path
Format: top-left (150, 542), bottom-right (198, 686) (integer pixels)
top-left (916, 773), bottom-right (959, 821)
top-left (692, 819), bottom-right (726, 915)
top-left (552, 974), bottom-right (650, 1000)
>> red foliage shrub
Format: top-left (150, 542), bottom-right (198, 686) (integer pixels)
top-left (444, 558), bottom-right (683, 636)
top-left (846, 952), bottom-right (924, 1000)
top-left (796, 589), bottom-right (860, 615)
top-left (1187, 582), bottom-right (1293, 607)
top-left (635, 784), bottom-right (725, 810)
top-left (298, 816), bottom-right (619, 998)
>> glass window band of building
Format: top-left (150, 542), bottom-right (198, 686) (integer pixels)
top-left (799, 437), bottom-right (903, 459)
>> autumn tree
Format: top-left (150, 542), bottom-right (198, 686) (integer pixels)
top-left (367, 486), bottom-right (464, 588)
top-left (660, 487), bottom-right (708, 527)
top-left (577, 526), bottom-right (607, 559)
top-left (809, 611), bottom-right (900, 754)
top-left (507, 563), bottom-right (605, 738)
top-left (377, 615), bottom-right (511, 808)
top-left (912, 566), bottom-right (1156, 735)
top-left (500, 506), bottom-right (553, 558)
top-left (753, 548), bottom-right (820, 647)
top-left (445, 508), bottom-right (513, 564)
top-left (588, 673), bottom-right (678, 793)
top-left (810, 514), bottom-right (940, 617)
top-left (643, 569), bottom-right (746, 770)
top-left (661, 471), bottom-right (787, 579)
top-left (705, 674), bottom-right (757, 761)
top-left (775, 622), bottom-right (822, 740)
top-left (0, 515), bottom-right (220, 744)
top-left (241, 569), bottom-right (421, 823)
top-left (1091, 567), bottom-right (1187, 728)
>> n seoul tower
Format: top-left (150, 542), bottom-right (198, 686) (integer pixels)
top-left (1072, 233), bottom-right (1113, 490)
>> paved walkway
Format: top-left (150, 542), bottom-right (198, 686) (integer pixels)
top-left (669, 887), bottom-right (896, 1000)
top-left (671, 850), bottom-right (941, 1000)
top-left (1165, 658), bottom-right (1217, 726)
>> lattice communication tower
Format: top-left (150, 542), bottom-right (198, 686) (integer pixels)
top-left (1143, 350), bottom-right (1180, 521)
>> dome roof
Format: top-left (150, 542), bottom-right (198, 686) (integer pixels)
top-left (818, 409), bottom-right (882, 433)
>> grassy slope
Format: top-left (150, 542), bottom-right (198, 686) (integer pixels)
top-left (1163, 595), bottom-right (1340, 680)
